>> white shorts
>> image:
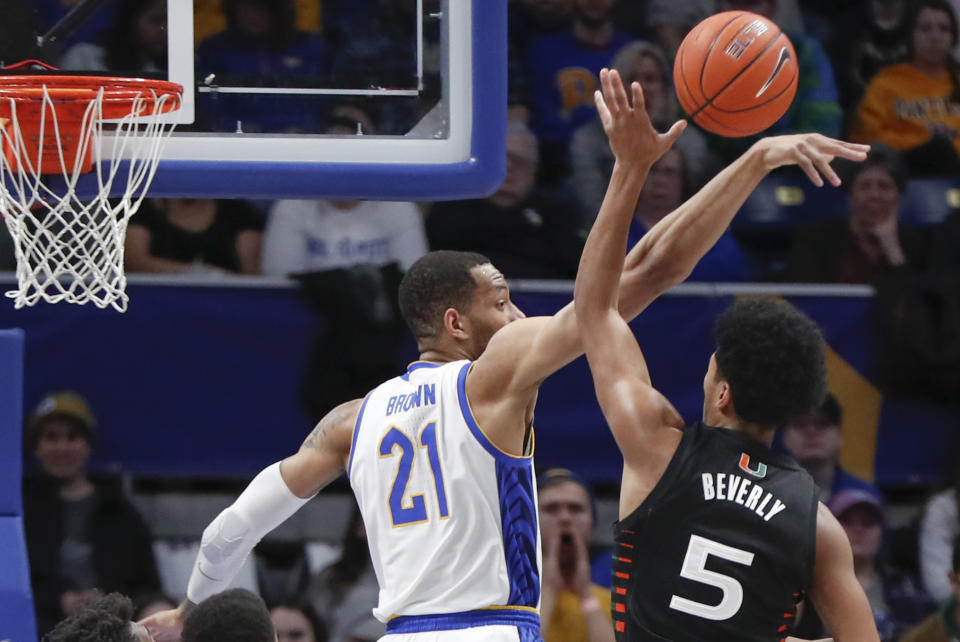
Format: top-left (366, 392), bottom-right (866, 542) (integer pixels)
top-left (380, 624), bottom-right (537, 642)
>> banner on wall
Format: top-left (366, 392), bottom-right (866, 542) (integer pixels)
top-left (1, 279), bottom-right (955, 486)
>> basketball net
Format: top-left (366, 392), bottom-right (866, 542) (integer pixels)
top-left (0, 82), bottom-right (179, 312)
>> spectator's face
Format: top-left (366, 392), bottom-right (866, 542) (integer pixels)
top-left (848, 165), bottom-right (900, 229)
top-left (629, 55), bottom-right (667, 126)
top-left (521, 0), bottom-right (574, 22)
top-left (271, 607), bottom-right (316, 642)
top-left (493, 131), bottom-right (538, 207)
top-left (838, 505), bottom-right (883, 561)
top-left (636, 148), bottom-right (685, 224)
top-left (912, 8), bottom-right (956, 68)
top-left (235, 1), bottom-right (275, 37)
top-left (539, 481), bottom-right (593, 558)
top-left (781, 414), bottom-right (842, 465)
top-left (719, 0), bottom-right (775, 18)
top-left (33, 419), bottom-right (91, 480)
top-left (574, 0), bottom-right (614, 27)
top-left (137, 0), bottom-right (167, 58)
top-left (871, 0), bottom-right (905, 30)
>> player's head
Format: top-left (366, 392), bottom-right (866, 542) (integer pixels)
top-left (398, 251), bottom-right (525, 358)
top-left (46, 592), bottom-right (154, 642)
top-left (182, 589), bottom-right (276, 642)
top-left (704, 298), bottom-right (827, 431)
top-left (781, 393), bottom-right (844, 466)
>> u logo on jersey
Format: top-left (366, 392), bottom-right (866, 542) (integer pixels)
top-left (738, 453), bottom-right (767, 478)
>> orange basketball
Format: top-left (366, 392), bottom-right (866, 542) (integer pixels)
top-left (673, 11), bottom-right (798, 137)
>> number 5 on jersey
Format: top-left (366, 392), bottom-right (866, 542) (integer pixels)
top-left (379, 422), bottom-right (450, 526)
top-left (670, 534), bottom-right (755, 621)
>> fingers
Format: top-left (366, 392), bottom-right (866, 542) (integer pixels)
top-left (594, 89), bottom-right (612, 127)
top-left (662, 119), bottom-right (688, 146)
top-left (814, 137), bottom-right (870, 161)
top-left (600, 69), bottom-right (618, 116)
top-left (631, 81), bottom-right (645, 112)
top-left (815, 154), bottom-right (841, 187)
top-left (610, 69), bottom-right (631, 113)
top-left (795, 151), bottom-right (823, 187)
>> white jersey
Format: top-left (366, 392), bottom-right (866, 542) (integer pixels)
top-left (349, 360), bottom-right (541, 630)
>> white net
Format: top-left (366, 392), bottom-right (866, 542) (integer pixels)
top-left (0, 84), bottom-right (178, 312)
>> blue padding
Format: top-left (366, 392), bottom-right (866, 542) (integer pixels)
top-left (0, 516), bottom-right (39, 642)
top-left (899, 178), bottom-right (960, 225)
top-left (0, 328), bottom-right (25, 517)
top-left (734, 175), bottom-right (846, 228)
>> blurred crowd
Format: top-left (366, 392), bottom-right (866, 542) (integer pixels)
top-left (23, 389), bottom-right (960, 641)
top-left (9, 0), bottom-right (960, 640)
top-left (0, 0), bottom-right (956, 286)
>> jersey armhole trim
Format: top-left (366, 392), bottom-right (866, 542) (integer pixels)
top-left (456, 362), bottom-right (535, 466)
top-left (346, 392), bottom-right (373, 479)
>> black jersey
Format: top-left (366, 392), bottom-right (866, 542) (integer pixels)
top-left (612, 422), bottom-right (819, 642)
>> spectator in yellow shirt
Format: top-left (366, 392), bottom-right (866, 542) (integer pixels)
top-left (851, 0), bottom-right (960, 175)
top-left (539, 468), bottom-right (614, 642)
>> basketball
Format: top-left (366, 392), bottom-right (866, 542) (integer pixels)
top-left (673, 11), bottom-right (798, 137)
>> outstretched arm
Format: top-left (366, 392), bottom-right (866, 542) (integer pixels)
top-left (139, 399), bottom-right (360, 642)
top-left (619, 123), bottom-right (871, 315)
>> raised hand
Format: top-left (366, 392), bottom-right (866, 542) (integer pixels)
top-left (139, 604), bottom-right (188, 642)
top-left (594, 68), bottom-right (686, 169)
top-left (754, 134), bottom-right (871, 187)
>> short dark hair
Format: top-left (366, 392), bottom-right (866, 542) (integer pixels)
top-left (713, 298), bottom-right (827, 428)
top-left (398, 250), bottom-right (491, 339)
top-left (45, 593), bottom-right (137, 642)
top-left (839, 143), bottom-right (908, 194)
top-left (182, 589), bottom-right (274, 642)
top-left (814, 392), bottom-right (843, 427)
top-left (268, 600), bottom-right (328, 642)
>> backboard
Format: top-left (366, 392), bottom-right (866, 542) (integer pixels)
top-left (3, 0), bottom-right (506, 200)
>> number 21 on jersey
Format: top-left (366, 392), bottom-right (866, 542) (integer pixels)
top-left (379, 421), bottom-right (450, 526)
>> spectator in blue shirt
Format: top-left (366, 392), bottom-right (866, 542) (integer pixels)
top-left (195, 0), bottom-right (331, 133)
top-left (626, 146), bottom-right (753, 282)
top-left (525, 0), bottom-right (633, 182)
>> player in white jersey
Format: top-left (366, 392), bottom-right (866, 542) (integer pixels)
top-left (142, 70), bottom-right (859, 642)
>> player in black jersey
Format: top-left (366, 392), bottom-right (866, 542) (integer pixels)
top-left (573, 68), bottom-right (879, 642)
